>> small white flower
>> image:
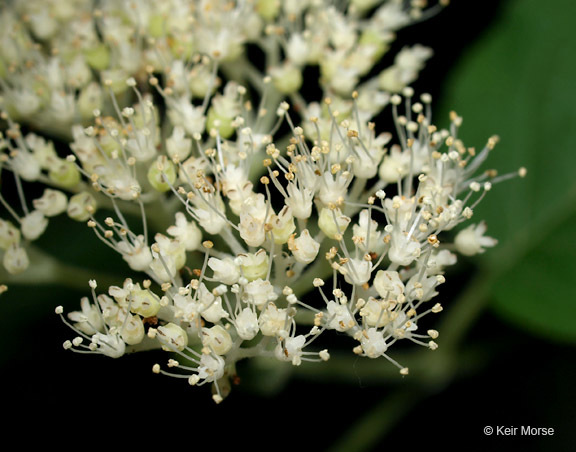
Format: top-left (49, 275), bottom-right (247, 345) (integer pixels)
top-left (167, 96), bottom-right (206, 136)
top-left (387, 312), bottom-right (418, 339)
top-left (352, 210), bottom-right (382, 252)
top-left (167, 212), bottom-right (202, 251)
top-left (68, 296), bottom-right (105, 335)
top-left (373, 270), bottom-right (405, 300)
top-left (3, 244), bottom-right (29, 275)
top-left (120, 314), bottom-right (145, 345)
top-left (405, 274), bottom-right (438, 303)
top-left (275, 335), bottom-right (307, 366)
top-left (454, 222), bottom-right (498, 256)
top-left (196, 284), bottom-right (229, 323)
top-left (117, 235), bottom-right (153, 272)
top-left (379, 145), bottom-right (411, 183)
top-left (66, 192), bottom-right (97, 222)
top-left (318, 172), bottom-right (350, 207)
top-left (325, 300), bottom-right (355, 332)
top-left (339, 258), bottom-right (372, 286)
top-left (387, 230), bottom-right (421, 266)
top-left (11, 150), bottom-right (41, 182)
top-left (270, 206), bottom-right (296, 245)
top-left (284, 183), bottom-right (314, 220)
top-left (360, 328), bottom-right (388, 358)
top-left (202, 325), bottom-right (233, 356)
top-left (91, 332), bottom-right (126, 359)
top-left (166, 126), bottom-right (192, 161)
top-left (239, 250), bottom-right (269, 282)
top-left (208, 256), bottom-right (241, 285)
top-left (242, 279), bottom-right (278, 308)
top-left (157, 323), bottom-right (188, 352)
top-left (318, 207), bottom-right (351, 239)
top-left (0, 219), bottom-right (21, 250)
top-left (286, 33), bottom-right (310, 66)
top-left (287, 229), bottom-right (320, 265)
top-left (20, 210), bottom-right (48, 241)
top-left (197, 354), bottom-right (225, 383)
top-left (235, 307), bottom-right (259, 340)
top-left (129, 289), bottom-right (161, 318)
top-left (258, 303), bottom-right (288, 337)
top-left (359, 298), bottom-right (392, 328)
top-left (32, 189), bottom-right (68, 217)
top-left (191, 195), bottom-right (228, 235)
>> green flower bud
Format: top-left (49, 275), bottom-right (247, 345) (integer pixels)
top-left (130, 289), bottom-right (161, 318)
top-left (147, 156), bottom-right (176, 192)
top-left (67, 192), bottom-right (97, 222)
top-left (49, 160), bottom-right (81, 188)
top-left (271, 64), bottom-right (303, 95)
top-left (318, 207), bottom-right (351, 239)
top-left (121, 315), bottom-right (145, 345)
top-left (206, 107), bottom-right (235, 139)
top-left (157, 323), bottom-right (188, 352)
top-left (256, 0), bottom-right (280, 21)
top-left (77, 82), bottom-right (103, 121)
top-left (101, 69), bottom-right (130, 95)
top-left (84, 44), bottom-right (110, 71)
top-left (240, 250), bottom-right (269, 282)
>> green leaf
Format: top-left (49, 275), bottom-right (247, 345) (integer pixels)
top-left (437, 0), bottom-right (576, 341)
top-left (491, 207), bottom-right (576, 342)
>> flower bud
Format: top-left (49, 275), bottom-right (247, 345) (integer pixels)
top-left (270, 207), bottom-right (296, 245)
top-left (239, 250), bottom-right (269, 282)
top-left (166, 126), bottom-right (192, 161)
top-left (147, 156), bottom-right (177, 192)
top-left (287, 229), bottom-right (320, 264)
top-left (3, 244), bottom-right (29, 275)
top-left (33, 189), bottom-right (68, 217)
top-left (256, 0), bottom-right (280, 20)
top-left (373, 270), bottom-right (405, 300)
top-left (49, 160), bottom-right (81, 188)
top-left (121, 314), bottom-right (145, 345)
top-left (208, 256), bottom-right (241, 285)
top-left (21, 210), bottom-right (48, 241)
top-left (77, 82), bottom-right (103, 120)
top-left (157, 323), bottom-right (188, 352)
top-left (318, 208), bottom-right (350, 239)
top-left (202, 325), bottom-right (232, 355)
top-left (0, 219), bottom-right (21, 250)
top-left (130, 289), bottom-right (161, 318)
top-left (270, 63), bottom-right (303, 95)
top-left (235, 307), bottom-right (259, 340)
top-left (84, 44), bottom-right (110, 71)
top-left (67, 192), bottom-right (97, 222)
top-left (206, 107), bottom-right (235, 139)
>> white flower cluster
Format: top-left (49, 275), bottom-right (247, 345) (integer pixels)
top-left (0, 0), bottom-right (524, 403)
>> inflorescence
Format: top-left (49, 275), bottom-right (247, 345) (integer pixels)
top-left (0, 0), bottom-right (524, 403)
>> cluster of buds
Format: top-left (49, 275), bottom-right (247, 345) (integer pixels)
top-left (0, 0), bottom-right (524, 403)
